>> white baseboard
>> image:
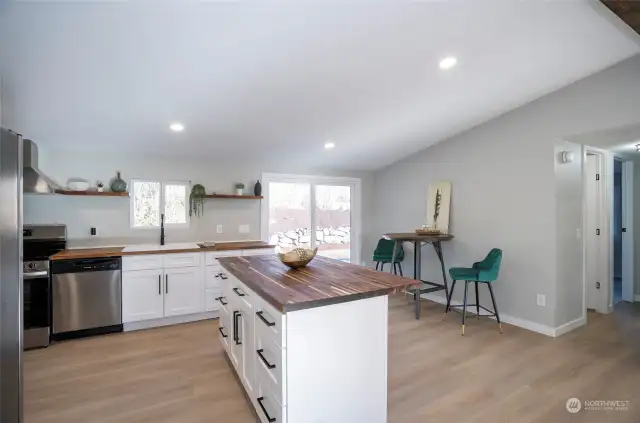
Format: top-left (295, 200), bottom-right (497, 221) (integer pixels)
top-left (552, 316), bottom-right (586, 337)
top-left (124, 311), bottom-right (218, 332)
top-left (418, 293), bottom-right (566, 337)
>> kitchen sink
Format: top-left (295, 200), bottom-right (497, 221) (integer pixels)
top-left (122, 243), bottom-right (200, 253)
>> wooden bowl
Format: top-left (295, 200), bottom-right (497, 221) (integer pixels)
top-left (277, 247), bottom-right (318, 269)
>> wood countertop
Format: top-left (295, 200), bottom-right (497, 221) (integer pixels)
top-left (50, 241), bottom-right (274, 261)
top-left (383, 233), bottom-right (454, 242)
top-left (218, 255), bottom-right (419, 312)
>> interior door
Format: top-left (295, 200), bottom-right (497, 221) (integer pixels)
top-left (315, 184), bottom-right (352, 262)
top-left (163, 267), bottom-right (204, 317)
top-left (122, 269), bottom-right (164, 323)
top-left (585, 154), bottom-right (599, 310)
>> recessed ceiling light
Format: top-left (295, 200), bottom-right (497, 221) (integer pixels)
top-left (169, 122), bottom-right (185, 132)
top-left (324, 142), bottom-right (335, 149)
top-left (439, 56), bottom-right (457, 70)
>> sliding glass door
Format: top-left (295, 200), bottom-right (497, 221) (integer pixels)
top-left (263, 174), bottom-right (360, 263)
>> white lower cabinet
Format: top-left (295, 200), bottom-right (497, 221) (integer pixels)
top-left (122, 269), bottom-right (164, 322)
top-left (163, 267), bottom-right (205, 317)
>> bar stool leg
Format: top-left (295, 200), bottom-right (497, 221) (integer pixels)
top-left (398, 263), bottom-right (403, 277)
top-left (462, 281), bottom-right (469, 336)
top-left (487, 283), bottom-right (502, 334)
top-left (475, 281), bottom-right (480, 320)
top-left (375, 262), bottom-right (380, 271)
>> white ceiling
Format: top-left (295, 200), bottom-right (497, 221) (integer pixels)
top-left (1, 0), bottom-right (639, 170)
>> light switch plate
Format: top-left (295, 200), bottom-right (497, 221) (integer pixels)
top-left (239, 224), bottom-right (250, 234)
top-left (536, 294), bottom-right (546, 307)
top-left (216, 224), bottom-right (223, 234)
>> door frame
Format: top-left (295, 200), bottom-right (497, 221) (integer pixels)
top-left (618, 158), bottom-right (634, 303)
top-left (260, 173), bottom-right (362, 264)
top-left (582, 147), bottom-right (610, 315)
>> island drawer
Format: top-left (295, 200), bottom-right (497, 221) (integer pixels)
top-left (255, 295), bottom-right (286, 348)
top-left (255, 322), bottom-right (287, 406)
top-left (255, 369), bottom-right (287, 423)
top-left (205, 251), bottom-right (240, 266)
top-left (228, 276), bottom-right (254, 311)
top-left (122, 255), bottom-right (163, 271)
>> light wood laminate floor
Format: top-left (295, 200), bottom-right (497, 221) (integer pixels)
top-left (25, 296), bottom-right (640, 423)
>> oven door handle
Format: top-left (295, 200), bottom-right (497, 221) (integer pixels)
top-left (24, 271), bottom-right (49, 279)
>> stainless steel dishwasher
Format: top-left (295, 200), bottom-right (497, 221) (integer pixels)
top-left (51, 257), bottom-right (122, 340)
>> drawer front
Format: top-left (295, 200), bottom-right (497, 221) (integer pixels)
top-left (205, 289), bottom-right (221, 312)
top-left (255, 371), bottom-right (286, 423)
top-left (205, 251), bottom-right (241, 266)
top-left (218, 310), bottom-right (230, 353)
top-left (241, 248), bottom-right (275, 256)
top-left (255, 295), bottom-right (286, 348)
top-left (229, 276), bottom-right (254, 311)
top-left (255, 323), bottom-right (287, 406)
top-left (206, 265), bottom-right (223, 290)
top-left (122, 255), bottom-right (163, 271)
top-left (162, 252), bottom-right (202, 268)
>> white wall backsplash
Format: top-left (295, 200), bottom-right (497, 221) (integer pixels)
top-left (25, 152), bottom-right (373, 250)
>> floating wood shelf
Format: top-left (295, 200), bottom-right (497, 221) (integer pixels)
top-left (204, 194), bottom-right (263, 200)
top-left (55, 190), bottom-right (130, 197)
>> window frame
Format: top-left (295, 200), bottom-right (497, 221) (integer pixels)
top-left (260, 173), bottom-right (361, 264)
top-left (130, 179), bottom-right (190, 230)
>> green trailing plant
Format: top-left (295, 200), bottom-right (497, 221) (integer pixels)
top-left (235, 183), bottom-right (245, 190)
top-left (189, 184), bottom-right (206, 217)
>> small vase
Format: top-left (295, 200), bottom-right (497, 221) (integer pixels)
top-left (110, 171), bottom-right (127, 193)
top-left (97, 186), bottom-right (104, 193)
top-left (254, 180), bottom-right (262, 196)
top-left (235, 188), bottom-right (243, 196)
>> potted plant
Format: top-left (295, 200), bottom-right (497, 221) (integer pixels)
top-left (96, 181), bottom-right (104, 192)
top-left (235, 183), bottom-right (245, 196)
top-left (189, 184), bottom-right (206, 217)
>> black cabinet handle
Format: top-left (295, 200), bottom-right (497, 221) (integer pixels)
top-left (257, 397), bottom-right (276, 422)
top-left (158, 275), bottom-right (161, 295)
top-left (165, 274), bottom-right (168, 294)
top-left (220, 273), bottom-right (228, 280)
top-left (215, 296), bottom-right (228, 306)
top-left (233, 311), bottom-right (242, 345)
top-left (232, 287), bottom-right (245, 297)
top-left (256, 311), bottom-right (276, 327)
top-left (256, 349), bottom-right (276, 369)
top-left (215, 272), bottom-right (221, 279)
top-left (218, 326), bottom-right (227, 338)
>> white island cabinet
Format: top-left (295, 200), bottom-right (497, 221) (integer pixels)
top-left (217, 255), bottom-right (417, 423)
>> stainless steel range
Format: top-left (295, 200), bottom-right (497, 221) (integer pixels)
top-left (22, 224), bottom-right (67, 349)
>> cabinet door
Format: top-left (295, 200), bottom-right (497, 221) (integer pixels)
top-left (240, 305), bottom-right (256, 395)
top-left (122, 270), bottom-right (164, 323)
top-left (230, 309), bottom-right (242, 371)
top-left (218, 307), bottom-right (231, 353)
top-left (163, 267), bottom-right (205, 317)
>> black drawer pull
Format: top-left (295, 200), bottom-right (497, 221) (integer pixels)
top-left (218, 327), bottom-right (227, 338)
top-left (215, 296), bottom-right (228, 305)
top-left (256, 349), bottom-right (276, 369)
top-left (232, 287), bottom-right (245, 297)
top-left (256, 311), bottom-right (276, 327)
top-left (233, 311), bottom-right (242, 345)
top-left (257, 397), bottom-right (276, 422)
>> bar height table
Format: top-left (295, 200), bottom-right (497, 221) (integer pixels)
top-left (383, 233), bottom-right (454, 319)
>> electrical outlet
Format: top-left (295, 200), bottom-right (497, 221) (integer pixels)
top-left (216, 224), bottom-right (223, 234)
top-left (90, 227), bottom-right (97, 236)
top-left (536, 294), bottom-right (546, 307)
top-left (239, 224), bottom-right (250, 234)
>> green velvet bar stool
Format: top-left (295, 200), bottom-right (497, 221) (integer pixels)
top-left (446, 248), bottom-right (503, 336)
top-left (372, 238), bottom-right (404, 276)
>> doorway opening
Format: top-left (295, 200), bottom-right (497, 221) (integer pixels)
top-left (613, 159), bottom-right (622, 304)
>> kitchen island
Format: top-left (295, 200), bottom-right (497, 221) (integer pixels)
top-left (217, 255), bottom-right (418, 423)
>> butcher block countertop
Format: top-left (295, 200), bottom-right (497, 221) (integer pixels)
top-left (50, 241), bottom-right (274, 261)
top-left (218, 255), bottom-right (419, 312)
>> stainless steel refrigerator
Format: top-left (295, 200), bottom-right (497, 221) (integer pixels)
top-left (0, 127), bottom-right (23, 423)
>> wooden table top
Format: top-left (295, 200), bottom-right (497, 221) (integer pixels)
top-left (218, 255), bottom-right (419, 312)
top-left (50, 241), bottom-right (274, 261)
top-left (383, 233), bottom-right (454, 242)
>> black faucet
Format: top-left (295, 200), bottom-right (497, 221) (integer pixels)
top-left (160, 213), bottom-right (165, 246)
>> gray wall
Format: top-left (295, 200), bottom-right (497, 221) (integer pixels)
top-left (370, 54), bottom-right (640, 329)
top-left (25, 150), bottom-right (375, 257)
